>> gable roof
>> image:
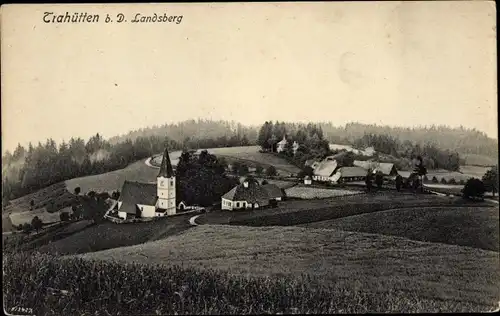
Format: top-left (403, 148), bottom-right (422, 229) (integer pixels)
top-left (222, 181), bottom-right (270, 203)
top-left (374, 163), bottom-right (397, 176)
top-left (353, 160), bottom-right (397, 176)
top-left (338, 166), bottom-right (367, 178)
top-left (158, 147), bottom-right (174, 178)
top-left (304, 159), bottom-right (318, 167)
top-left (313, 160), bottom-right (338, 177)
top-left (119, 181), bottom-right (158, 214)
top-left (262, 184), bottom-right (283, 199)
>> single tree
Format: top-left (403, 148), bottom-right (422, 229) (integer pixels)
top-left (440, 178), bottom-right (448, 185)
top-left (482, 166), bottom-right (499, 197)
top-left (266, 166), bottom-right (277, 177)
top-left (462, 178), bottom-right (486, 201)
top-left (432, 176), bottom-right (439, 183)
top-left (31, 216), bottom-right (43, 233)
top-left (59, 212), bottom-right (70, 222)
top-left (375, 172), bottom-right (384, 189)
top-left (261, 179), bottom-right (269, 185)
top-left (22, 223), bottom-right (32, 234)
top-left (448, 178), bottom-right (457, 185)
top-left (30, 200), bottom-right (35, 210)
top-left (395, 175), bottom-right (403, 192)
top-left (255, 165), bottom-right (264, 175)
top-left (365, 170), bottom-right (373, 192)
top-left (74, 187), bottom-right (81, 195)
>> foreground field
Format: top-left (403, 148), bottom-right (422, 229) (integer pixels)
top-left (6, 251), bottom-right (494, 316)
top-left (73, 225), bottom-right (499, 311)
top-left (300, 206), bottom-right (499, 251)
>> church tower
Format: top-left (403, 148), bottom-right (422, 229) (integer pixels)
top-left (157, 147), bottom-right (176, 215)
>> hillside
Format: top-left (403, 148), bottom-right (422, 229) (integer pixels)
top-left (74, 225), bottom-right (500, 308)
top-left (300, 206), bottom-right (499, 251)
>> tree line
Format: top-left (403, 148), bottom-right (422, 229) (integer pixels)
top-left (257, 121), bottom-right (464, 172)
top-left (2, 131), bottom-right (252, 205)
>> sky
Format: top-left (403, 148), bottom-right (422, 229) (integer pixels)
top-left (1, 2), bottom-right (497, 153)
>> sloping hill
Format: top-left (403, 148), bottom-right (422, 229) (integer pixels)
top-left (74, 225), bottom-right (500, 307)
top-left (300, 206), bottom-right (499, 251)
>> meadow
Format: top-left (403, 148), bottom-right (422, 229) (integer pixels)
top-left (285, 185), bottom-right (362, 199)
top-left (150, 146), bottom-right (302, 176)
top-left (37, 213), bottom-right (194, 255)
top-left (68, 225), bottom-right (499, 312)
top-left (300, 206), bottom-right (499, 251)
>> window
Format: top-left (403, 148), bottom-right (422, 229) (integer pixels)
top-left (170, 180), bottom-right (174, 186)
top-left (236, 202), bottom-right (240, 208)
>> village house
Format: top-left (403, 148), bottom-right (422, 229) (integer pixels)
top-left (221, 178), bottom-right (283, 210)
top-left (114, 147), bottom-right (177, 220)
top-left (276, 136), bottom-right (299, 155)
top-left (312, 159), bottom-right (341, 183)
top-left (336, 166), bottom-right (367, 183)
top-left (353, 160), bottom-right (399, 178)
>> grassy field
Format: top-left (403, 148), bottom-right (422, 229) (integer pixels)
top-left (150, 146), bottom-right (301, 176)
top-left (3, 182), bottom-right (77, 215)
top-left (300, 206), bottom-right (499, 251)
top-left (37, 213), bottom-right (194, 255)
top-left (3, 220), bottom-right (94, 253)
top-left (72, 225), bottom-right (499, 311)
top-left (460, 153), bottom-right (498, 167)
top-left (285, 186), bottom-right (362, 199)
top-left (65, 159), bottom-right (158, 194)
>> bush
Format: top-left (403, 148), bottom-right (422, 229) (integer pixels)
top-left (440, 178), bottom-right (447, 184)
top-left (60, 212), bottom-right (70, 222)
top-left (459, 179), bottom-right (465, 185)
top-left (462, 178), bottom-right (486, 200)
top-left (266, 166), bottom-right (277, 177)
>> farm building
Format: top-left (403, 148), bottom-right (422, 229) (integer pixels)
top-left (312, 160), bottom-right (341, 183)
top-left (336, 166), bottom-right (367, 183)
top-left (276, 136), bottom-right (299, 155)
top-left (114, 147), bottom-right (177, 220)
top-left (221, 178), bottom-right (283, 210)
top-left (353, 160), bottom-right (398, 177)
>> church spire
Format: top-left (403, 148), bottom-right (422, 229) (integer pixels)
top-left (158, 147), bottom-right (174, 178)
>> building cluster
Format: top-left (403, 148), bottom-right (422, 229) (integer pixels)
top-left (305, 152), bottom-right (399, 185)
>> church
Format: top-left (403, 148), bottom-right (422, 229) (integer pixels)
top-left (115, 147), bottom-right (177, 220)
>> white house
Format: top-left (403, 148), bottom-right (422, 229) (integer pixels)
top-left (276, 136), bottom-right (288, 153)
top-left (115, 147), bottom-right (177, 220)
top-left (312, 160), bottom-right (341, 183)
top-left (221, 178), bottom-right (283, 211)
top-left (304, 176), bottom-right (312, 185)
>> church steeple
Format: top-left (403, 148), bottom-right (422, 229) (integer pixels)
top-left (158, 147), bottom-right (174, 178)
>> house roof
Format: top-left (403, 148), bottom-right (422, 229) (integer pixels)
top-left (374, 163), bottom-right (397, 176)
top-left (119, 181), bottom-right (158, 214)
top-left (338, 166), bottom-right (367, 178)
top-left (304, 159), bottom-right (318, 167)
top-left (313, 160), bottom-right (338, 177)
top-left (222, 181), bottom-right (270, 204)
top-left (262, 184), bottom-right (283, 199)
top-left (158, 147), bottom-right (174, 178)
top-left (353, 160), bottom-right (397, 176)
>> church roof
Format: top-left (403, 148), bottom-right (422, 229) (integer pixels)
top-left (119, 181), bottom-right (157, 214)
top-left (158, 147), bottom-right (174, 178)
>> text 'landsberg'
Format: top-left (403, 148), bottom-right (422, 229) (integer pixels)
top-left (43, 12), bottom-right (184, 24)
